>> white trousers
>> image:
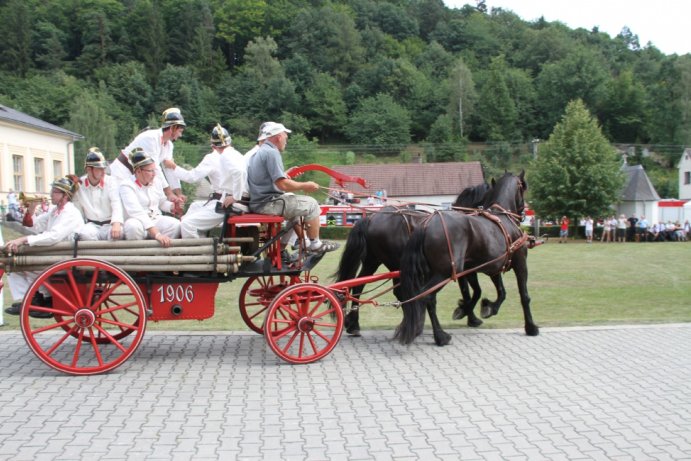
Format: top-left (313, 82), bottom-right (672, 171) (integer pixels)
top-left (180, 200), bottom-right (224, 239)
top-left (79, 222), bottom-right (124, 241)
top-left (7, 271), bottom-right (46, 302)
top-left (124, 216), bottom-right (181, 240)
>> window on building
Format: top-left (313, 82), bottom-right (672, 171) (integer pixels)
top-left (34, 158), bottom-right (45, 192)
top-left (685, 171), bottom-right (691, 185)
top-left (53, 160), bottom-right (63, 180)
top-left (12, 155), bottom-right (23, 191)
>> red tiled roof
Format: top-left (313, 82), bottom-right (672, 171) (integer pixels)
top-left (329, 161), bottom-right (485, 196)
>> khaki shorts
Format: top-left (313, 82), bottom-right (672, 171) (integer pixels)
top-left (254, 194), bottom-right (320, 220)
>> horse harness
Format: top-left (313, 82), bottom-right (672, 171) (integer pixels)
top-left (379, 207), bottom-right (431, 236)
top-left (431, 203), bottom-right (529, 280)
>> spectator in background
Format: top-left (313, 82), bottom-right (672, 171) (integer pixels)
top-left (6, 189), bottom-right (20, 221)
top-left (627, 214), bottom-right (638, 241)
top-left (558, 216), bottom-right (569, 243)
top-left (584, 216), bottom-right (594, 243)
top-left (616, 214), bottom-right (627, 242)
top-left (601, 216), bottom-right (612, 242)
top-left (636, 215), bottom-right (648, 242)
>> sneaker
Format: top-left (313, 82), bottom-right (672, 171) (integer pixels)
top-left (308, 240), bottom-right (340, 254)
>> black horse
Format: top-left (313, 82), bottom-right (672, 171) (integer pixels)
top-left (396, 171), bottom-right (539, 346)
top-left (333, 182), bottom-right (491, 336)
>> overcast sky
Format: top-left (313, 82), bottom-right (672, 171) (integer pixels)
top-left (443, 0), bottom-right (690, 56)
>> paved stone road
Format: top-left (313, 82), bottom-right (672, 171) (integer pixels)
top-left (0, 324), bottom-right (689, 460)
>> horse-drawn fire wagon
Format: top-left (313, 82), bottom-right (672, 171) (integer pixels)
top-left (1, 167), bottom-right (539, 376)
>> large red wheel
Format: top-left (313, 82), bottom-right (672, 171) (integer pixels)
top-left (264, 283), bottom-right (343, 364)
top-left (19, 258), bottom-right (147, 375)
top-left (239, 274), bottom-right (303, 334)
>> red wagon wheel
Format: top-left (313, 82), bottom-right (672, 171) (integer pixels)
top-left (239, 274), bottom-right (304, 334)
top-left (19, 258), bottom-right (147, 375)
top-left (264, 283), bottom-right (343, 364)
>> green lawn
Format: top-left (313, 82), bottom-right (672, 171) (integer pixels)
top-left (2, 224), bottom-right (690, 331)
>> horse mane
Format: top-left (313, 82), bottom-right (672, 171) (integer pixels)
top-left (452, 182), bottom-right (491, 208)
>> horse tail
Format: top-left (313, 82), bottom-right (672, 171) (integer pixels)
top-left (395, 227), bottom-right (429, 345)
top-left (332, 217), bottom-right (369, 282)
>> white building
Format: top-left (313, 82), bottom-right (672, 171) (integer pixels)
top-left (617, 164), bottom-right (660, 221)
top-left (0, 104), bottom-right (83, 205)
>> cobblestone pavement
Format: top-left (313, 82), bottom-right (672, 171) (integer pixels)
top-left (0, 324), bottom-right (689, 460)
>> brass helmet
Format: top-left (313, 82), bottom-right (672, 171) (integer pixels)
top-left (210, 124), bottom-right (231, 147)
top-left (84, 147), bottom-right (107, 169)
top-left (51, 174), bottom-right (80, 198)
top-left (129, 147), bottom-right (155, 170)
top-left (161, 107), bottom-right (186, 129)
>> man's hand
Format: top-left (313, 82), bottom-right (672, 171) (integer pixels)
top-left (162, 159), bottom-right (176, 169)
top-left (154, 233), bottom-right (172, 247)
top-left (301, 181), bottom-right (319, 193)
top-left (111, 222), bottom-right (123, 240)
top-left (222, 196), bottom-right (236, 208)
top-left (5, 237), bottom-right (27, 254)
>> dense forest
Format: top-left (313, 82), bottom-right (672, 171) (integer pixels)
top-left (0, 0), bottom-right (689, 195)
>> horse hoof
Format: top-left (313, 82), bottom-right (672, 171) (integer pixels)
top-left (347, 329), bottom-right (361, 337)
top-left (480, 304), bottom-right (493, 319)
top-left (435, 333), bottom-right (452, 346)
top-left (525, 324), bottom-right (540, 336)
top-left (452, 307), bottom-right (467, 320)
top-left (467, 317), bottom-right (483, 328)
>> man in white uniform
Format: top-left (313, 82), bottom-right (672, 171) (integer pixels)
top-left (73, 147), bottom-right (124, 240)
top-left (119, 148), bottom-right (180, 247)
top-left (4, 175), bottom-right (84, 317)
top-left (110, 107), bottom-right (186, 213)
top-left (175, 124), bottom-right (248, 239)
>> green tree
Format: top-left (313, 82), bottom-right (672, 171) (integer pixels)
top-left (535, 47), bottom-right (610, 138)
top-left (346, 93), bottom-right (411, 150)
top-left (472, 56), bottom-right (517, 141)
top-left (0, 0), bottom-right (33, 76)
top-left (66, 90), bottom-right (118, 168)
top-left (0, 71), bottom-right (84, 125)
top-left (128, 0), bottom-right (168, 81)
top-left (75, 9), bottom-right (114, 76)
top-left (303, 73), bottom-right (347, 141)
top-left (446, 58), bottom-right (476, 140)
top-left (218, 36), bottom-right (298, 130)
top-left (212, 0), bottom-right (267, 66)
top-left (287, 5), bottom-right (364, 82)
top-left (33, 21), bottom-right (67, 70)
top-left (94, 62), bottom-right (153, 123)
top-left (599, 69), bottom-right (648, 142)
top-left (530, 99), bottom-right (624, 220)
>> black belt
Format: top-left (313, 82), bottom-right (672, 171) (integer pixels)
top-left (87, 219), bottom-right (111, 225)
top-left (210, 192), bottom-right (250, 201)
top-left (116, 152), bottom-right (134, 174)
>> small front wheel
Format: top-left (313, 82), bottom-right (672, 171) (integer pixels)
top-left (264, 283), bottom-right (343, 364)
top-left (239, 274), bottom-right (303, 334)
